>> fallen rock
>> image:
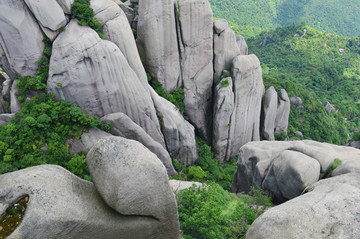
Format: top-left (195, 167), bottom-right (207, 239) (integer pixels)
top-left (247, 173), bottom-right (360, 239)
top-left (323, 101), bottom-right (336, 113)
top-left (87, 136), bottom-right (180, 238)
top-left (0, 165), bottom-right (168, 239)
top-left (150, 87), bottom-right (198, 165)
top-left (67, 128), bottom-right (113, 155)
top-left (275, 89), bottom-right (290, 134)
top-left (261, 86), bottom-right (278, 141)
top-left (212, 77), bottom-right (234, 162)
top-left (47, 20), bottom-right (165, 147)
top-left (290, 96), bottom-right (303, 106)
top-left (10, 80), bottom-right (20, 113)
top-left (0, 113), bottom-right (15, 126)
top-left (231, 140), bottom-right (360, 203)
top-left (0, 0), bottom-right (44, 76)
top-left (101, 112), bottom-right (177, 176)
top-left (169, 180), bottom-right (203, 195)
top-left (137, 0), bottom-right (181, 91)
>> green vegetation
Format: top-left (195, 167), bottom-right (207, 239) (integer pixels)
top-left (171, 138), bottom-right (238, 191)
top-left (247, 24), bottom-right (360, 144)
top-left (220, 79), bottom-right (230, 88)
top-left (147, 74), bottom-right (186, 114)
top-left (177, 184), bottom-right (273, 239)
top-left (325, 158), bottom-right (342, 177)
top-left (209, 0), bottom-right (360, 38)
top-left (71, 0), bottom-right (106, 39)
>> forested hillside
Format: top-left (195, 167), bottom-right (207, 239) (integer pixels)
top-left (247, 24), bottom-right (360, 144)
top-left (209, 0), bottom-right (360, 38)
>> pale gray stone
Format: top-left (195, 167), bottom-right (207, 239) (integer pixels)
top-left (275, 89), bottom-right (290, 134)
top-left (137, 0), bottom-right (181, 91)
top-left (0, 165), bottom-right (165, 239)
top-left (150, 87), bottom-right (198, 165)
top-left (323, 101), bottom-right (336, 113)
top-left (101, 112), bottom-right (177, 176)
top-left (247, 173), bottom-right (360, 239)
top-left (0, 0), bottom-right (44, 76)
top-left (290, 96), bottom-right (303, 105)
top-left (179, 0), bottom-right (213, 141)
top-left (169, 180), bottom-right (203, 195)
top-left (213, 19), bottom-right (241, 84)
top-left (236, 34), bottom-right (248, 55)
top-left (0, 113), bottom-right (14, 125)
top-left (56, 0), bottom-right (74, 14)
top-left (10, 80), bottom-right (20, 113)
top-left (67, 128), bottom-right (113, 155)
top-left (24, 0), bottom-right (67, 31)
top-left (228, 54), bottom-right (264, 157)
top-left (261, 86), bottom-right (278, 141)
top-left (47, 20), bottom-right (165, 148)
top-left (87, 137), bottom-right (180, 239)
top-left (212, 77), bottom-right (234, 162)
top-left (262, 150), bottom-right (320, 203)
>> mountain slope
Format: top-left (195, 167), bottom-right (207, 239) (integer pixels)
top-left (209, 0), bottom-right (360, 38)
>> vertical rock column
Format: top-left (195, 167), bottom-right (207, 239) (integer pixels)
top-left (261, 86), bottom-right (278, 141)
top-left (275, 89), bottom-right (290, 135)
top-left (178, 0), bottom-right (214, 141)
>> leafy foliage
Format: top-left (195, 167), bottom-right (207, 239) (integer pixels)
top-left (0, 93), bottom-right (111, 178)
top-left (177, 183), bottom-right (273, 239)
top-left (209, 0), bottom-right (360, 38)
top-left (71, 0), bottom-right (106, 39)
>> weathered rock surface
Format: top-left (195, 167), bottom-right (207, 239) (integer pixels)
top-left (323, 101), bottom-right (336, 113)
top-left (275, 89), bottom-right (290, 134)
top-left (0, 0), bottom-right (44, 76)
top-left (24, 0), bottom-right (66, 31)
top-left (150, 87), bottom-right (198, 165)
top-left (137, 0), bottom-right (181, 91)
top-left (290, 96), bottom-right (303, 106)
top-left (67, 128), bottom-right (113, 155)
top-left (261, 86), bottom-right (278, 141)
top-left (87, 136), bottom-right (180, 238)
top-left (47, 20), bottom-right (165, 147)
top-left (10, 80), bottom-right (20, 113)
top-left (236, 34), bottom-right (248, 55)
top-left (228, 54), bottom-right (264, 157)
top-left (231, 140), bottom-right (360, 203)
top-left (213, 19), bottom-right (241, 84)
top-left (169, 180), bottom-right (203, 195)
top-left (212, 77), bottom-right (234, 162)
top-left (0, 165), bottom-right (165, 239)
top-left (179, 0), bottom-right (213, 141)
top-left (0, 113), bottom-right (15, 126)
top-left (247, 172), bottom-right (360, 239)
top-left (56, 0), bottom-right (74, 14)
top-left (101, 112), bottom-right (176, 176)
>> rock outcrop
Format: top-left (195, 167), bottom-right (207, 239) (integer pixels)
top-left (0, 164), bottom-right (176, 239)
top-left (231, 140), bottom-right (360, 203)
top-left (87, 136), bottom-right (180, 239)
top-left (261, 86), bottom-right (278, 141)
top-left (169, 180), bottom-right (203, 195)
top-left (100, 112), bottom-right (177, 176)
top-left (323, 101), bottom-right (336, 113)
top-left (247, 173), bottom-right (360, 239)
top-left (0, 113), bottom-right (15, 126)
top-left (236, 34), bottom-right (248, 55)
top-left (275, 89), bottom-right (290, 134)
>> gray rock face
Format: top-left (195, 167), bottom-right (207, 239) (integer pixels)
top-left (56, 0), bottom-right (74, 14)
top-left (236, 34), bottom-right (248, 55)
top-left (169, 180), bottom-right (203, 195)
top-left (67, 128), bottom-right (113, 155)
top-left (91, 0), bottom-right (148, 88)
top-left (0, 165), bottom-right (164, 239)
top-left (262, 150), bottom-right (320, 203)
top-left (212, 77), bottom-right (234, 162)
top-left (213, 19), bottom-right (241, 84)
top-left (275, 89), bottom-right (290, 134)
top-left (323, 101), bottom-right (336, 113)
top-left (101, 112), bottom-right (177, 176)
top-left (0, 0), bottom-right (44, 76)
top-left (228, 54), bottom-right (264, 157)
top-left (137, 0), bottom-right (181, 92)
top-left (247, 173), bottom-right (360, 239)
top-left (261, 86), bottom-right (278, 141)
top-left (10, 80), bottom-right (20, 113)
top-left (150, 87), bottom-right (198, 165)
top-left (179, 0), bottom-right (213, 141)
top-left (290, 96), bottom-right (303, 106)
top-left (87, 137), bottom-right (180, 239)
top-left (0, 113), bottom-right (15, 126)
top-left (24, 0), bottom-right (67, 31)
top-left (231, 140), bottom-right (360, 203)
top-left (47, 20), bottom-right (165, 147)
